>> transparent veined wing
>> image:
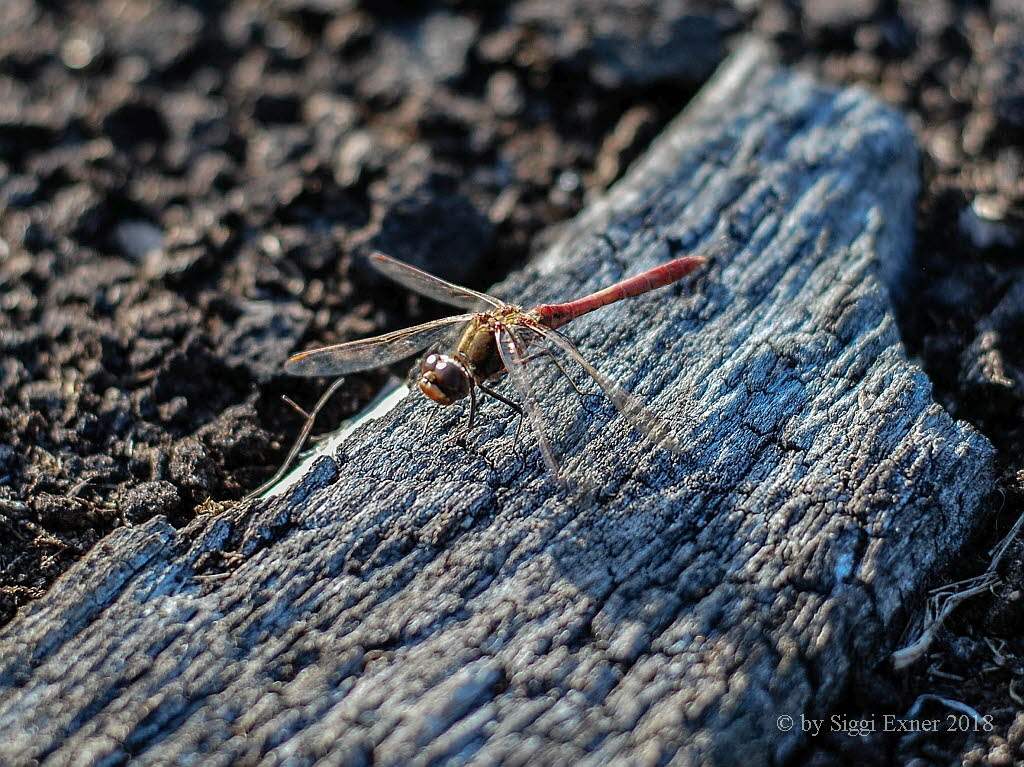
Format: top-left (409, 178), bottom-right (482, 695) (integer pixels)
top-left (494, 324), bottom-right (561, 478)
top-left (525, 325), bottom-right (683, 452)
top-left (370, 253), bottom-right (502, 310)
top-left (285, 315), bottom-right (474, 377)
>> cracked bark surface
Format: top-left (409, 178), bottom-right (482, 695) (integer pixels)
top-left (0, 41), bottom-right (995, 766)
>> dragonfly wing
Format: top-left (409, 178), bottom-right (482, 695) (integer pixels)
top-left (494, 325), bottom-right (561, 478)
top-left (285, 315), bottom-right (474, 377)
top-left (370, 253), bottom-right (502, 310)
top-left (526, 325), bottom-right (683, 452)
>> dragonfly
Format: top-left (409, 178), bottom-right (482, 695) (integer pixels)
top-left (285, 252), bottom-right (707, 477)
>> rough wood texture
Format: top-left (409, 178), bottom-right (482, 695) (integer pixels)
top-left (0, 41), bottom-right (995, 765)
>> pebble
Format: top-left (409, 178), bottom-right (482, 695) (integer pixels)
top-left (115, 220), bottom-right (165, 262)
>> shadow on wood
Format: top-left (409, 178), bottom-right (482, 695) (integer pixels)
top-left (0, 40), bottom-right (994, 766)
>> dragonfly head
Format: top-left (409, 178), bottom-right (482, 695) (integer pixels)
top-left (418, 353), bottom-right (471, 405)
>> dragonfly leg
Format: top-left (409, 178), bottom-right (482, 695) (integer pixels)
top-left (467, 383), bottom-right (478, 430)
top-left (446, 383), bottom-right (479, 445)
top-left (423, 397), bottom-right (446, 432)
top-left (478, 382), bottom-right (525, 417)
top-left (479, 383), bottom-right (529, 466)
top-left (520, 348), bottom-right (599, 400)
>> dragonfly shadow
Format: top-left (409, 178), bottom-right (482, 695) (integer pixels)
top-left (522, 455), bottom-right (719, 601)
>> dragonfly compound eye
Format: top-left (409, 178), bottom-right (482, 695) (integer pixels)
top-left (418, 353), bottom-right (470, 405)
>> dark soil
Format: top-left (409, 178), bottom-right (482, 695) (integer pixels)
top-left (1, 1), bottom-right (1022, 764)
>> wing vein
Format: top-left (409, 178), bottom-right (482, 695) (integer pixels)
top-left (370, 253), bottom-right (502, 310)
top-left (526, 325), bottom-right (682, 452)
top-left (494, 325), bottom-right (561, 478)
top-left (285, 314), bottom-right (475, 376)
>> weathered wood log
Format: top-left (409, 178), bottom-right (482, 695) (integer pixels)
top-left (0, 40), bottom-right (995, 765)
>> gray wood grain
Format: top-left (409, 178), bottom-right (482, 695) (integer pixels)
top-left (0, 40), bottom-right (995, 766)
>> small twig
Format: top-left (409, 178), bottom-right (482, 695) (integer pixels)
top-left (986, 506), bottom-right (1024, 573)
top-left (13, 517), bottom-right (84, 553)
top-left (65, 477), bottom-right (94, 498)
top-left (892, 509), bottom-right (1024, 669)
top-left (892, 575), bottom-right (997, 670)
top-left (1, 519), bottom-right (28, 543)
top-left (904, 694), bottom-right (985, 727)
top-left (281, 396), bottom-right (311, 420)
top-left (984, 637), bottom-right (1008, 666)
top-left (926, 667), bottom-right (966, 682)
top-left (1009, 679), bottom-right (1024, 706)
top-left (244, 377), bottom-right (346, 501)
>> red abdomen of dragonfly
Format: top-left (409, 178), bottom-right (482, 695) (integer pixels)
top-left (535, 255), bottom-right (707, 329)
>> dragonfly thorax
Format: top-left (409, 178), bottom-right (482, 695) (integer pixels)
top-left (418, 352), bottom-right (472, 405)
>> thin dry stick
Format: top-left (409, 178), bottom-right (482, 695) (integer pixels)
top-left (892, 510), bottom-right (1024, 669)
top-left (986, 505), bottom-right (1024, 573)
top-left (1009, 679), bottom-right (1024, 706)
top-left (281, 396), bottom-right (310, 420)
top-left (903, 694), bottom-right (985, 726)
top-left (245, 377), bottom-right (346, 501)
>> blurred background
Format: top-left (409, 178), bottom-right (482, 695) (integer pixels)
top-left (1, 1), bottom-right (1022, 761)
